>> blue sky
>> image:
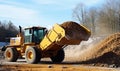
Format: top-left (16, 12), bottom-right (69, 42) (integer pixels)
top-left (0, 0), bottom-right (104, 29)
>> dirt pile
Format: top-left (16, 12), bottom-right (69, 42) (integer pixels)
top-left (64, 33), bottom-right (120, 67)
top-left (60, 21), bottom-right (91, 41)
top-left (78, 33), bottom-right (120, 61)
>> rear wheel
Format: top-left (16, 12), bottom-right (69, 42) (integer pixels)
top-left (4, 47), bottom-right (18, 62)
top-left (25, 47), bottom-right (41, 64)
top-left (51, 49), bottom-right (65, 63)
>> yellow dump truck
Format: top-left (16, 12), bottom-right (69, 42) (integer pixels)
top-left (3, 21), bottom-right (91, 64)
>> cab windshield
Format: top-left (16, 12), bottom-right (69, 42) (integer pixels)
top-left (33, 29), bottom-right (45, 43)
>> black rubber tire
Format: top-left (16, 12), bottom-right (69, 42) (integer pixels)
top-left (25, 47), bottom-right (41, 64)
top-left (4, 47), bottom-right (18, 62)
top-left (51, 49), bottom-right (65, 63)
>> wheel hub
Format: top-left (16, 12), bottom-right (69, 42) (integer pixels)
top-left (6, 51), bottom-right (11, 59)
top-left (27, 51), bottom-right (33, 60)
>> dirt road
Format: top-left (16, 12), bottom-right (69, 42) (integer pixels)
top-left (0, 59), bottom-right (120, 71)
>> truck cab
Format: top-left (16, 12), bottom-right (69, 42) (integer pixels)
top-left (24, 27), bottom-right (47, 44)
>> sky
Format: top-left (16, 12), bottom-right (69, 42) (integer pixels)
top-left (0, 0), bottom-right (104, 29)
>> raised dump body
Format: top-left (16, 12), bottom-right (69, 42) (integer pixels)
top-left (40, 21), bottom-right (91, 51)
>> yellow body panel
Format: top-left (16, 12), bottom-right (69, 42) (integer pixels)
top-left (10, 33), bottom-right (24, 46)
top-left (40, 24), bottom-right (65, 51)
top-left (10, 37), bottom-right (22, 46)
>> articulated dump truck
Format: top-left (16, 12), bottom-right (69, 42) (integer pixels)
top-left (3, 21), bottom-right (91, 64)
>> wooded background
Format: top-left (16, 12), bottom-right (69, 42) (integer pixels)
top-left (73, 0), bottom-right (120, 37)
top-left (0, 21), bottom-right (18, 42)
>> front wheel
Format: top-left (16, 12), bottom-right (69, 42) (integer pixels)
top-left (4, 47), bottom-right (18, 62)
top-left (25, 47), bottom-right (41, 64)
top-left (50, 49), bottom-right (65, 63)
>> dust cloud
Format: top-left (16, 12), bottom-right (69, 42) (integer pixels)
top-left (64, 36), bottom-right (104, 62)
top-left (64, 33), bottom-right (120, 67)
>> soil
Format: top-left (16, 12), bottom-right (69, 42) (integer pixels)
top-left (1, 64), bottom-right (119, 71)
top-left (60, 21), bottom-right (90, 40)
top-left (65, 33), bottom-right (120, 67)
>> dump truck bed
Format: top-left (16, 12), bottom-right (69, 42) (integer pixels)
top-left (39, 21), bottom-right (91, 51)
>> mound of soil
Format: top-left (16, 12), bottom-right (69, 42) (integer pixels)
top-left (78, 33), bottom-right (120, 60)
top-left (80, 51), bottom-right (120, 67)
top-left (65, 33), bottom-right (120, 67)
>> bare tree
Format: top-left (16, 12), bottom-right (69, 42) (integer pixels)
top-left (72, 3), bottom-right (87, 24)
top-left (98, 0), bottom-right (120, 34)
top-left (73, 3), bottom-right (97, 36)
top-left (87, 8), bottom-right (97, 35)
